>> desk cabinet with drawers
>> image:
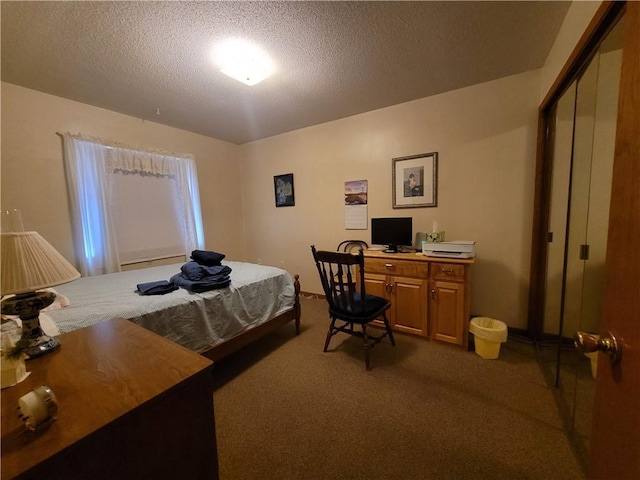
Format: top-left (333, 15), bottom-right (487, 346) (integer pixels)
top-left (363, 251), bottom-right (474, 348)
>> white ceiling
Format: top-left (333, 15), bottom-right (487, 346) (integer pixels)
top-left (1, 1), bottom-right (570, 145)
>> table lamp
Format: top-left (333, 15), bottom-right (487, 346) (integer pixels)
top-left (1, 231), bottom-right (80, 358)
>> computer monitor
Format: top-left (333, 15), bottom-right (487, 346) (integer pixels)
top-left (371, 217), bottom-right (413, 253)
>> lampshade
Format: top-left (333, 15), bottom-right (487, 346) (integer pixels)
top-left (1, 232), bottom-right (80, 295)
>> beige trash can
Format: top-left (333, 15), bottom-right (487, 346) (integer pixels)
top-left (469, 317), bottom-right (508, 359)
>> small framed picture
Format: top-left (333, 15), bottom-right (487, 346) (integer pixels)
top-left (274, 173), bottom-right (295, 207)
top-left (392, 152), bottom-right (438, 208)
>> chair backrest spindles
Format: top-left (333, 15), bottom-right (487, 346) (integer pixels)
top-left (311, 245), bottom-right (366, 314)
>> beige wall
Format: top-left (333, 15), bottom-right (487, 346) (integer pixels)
top-left (1, 1), bottom-right (600, 331)
top-left (240, 70), bottom-right (541, 329)
top-left (1, 82), bottom-right (245, 266)
top-left (539, 1), bottom-right (602, 101)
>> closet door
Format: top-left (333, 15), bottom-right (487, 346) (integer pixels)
top-left (565, 29), bottom-right (622, 455)
top-left (562, 54), bottom-right (598, 345)
top-left (542, 83), bottom-right (574, 338)
top-left (541, 82), bottom-right (575, 383)
top-left (539, 7), bottom-right (625, 468)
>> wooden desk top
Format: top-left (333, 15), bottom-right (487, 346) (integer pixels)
top-left (363, 250), bottom-right (475, 265)
top-left (1, 318), bottom-right (213, 479)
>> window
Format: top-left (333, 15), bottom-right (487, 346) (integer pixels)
top-left (111, 171), bottom-right (185, 264)
top-left (63, 135), bottom-right (204, 276)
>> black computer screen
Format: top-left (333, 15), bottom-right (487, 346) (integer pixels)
top-left (370, 217), bottom-right (413, 253)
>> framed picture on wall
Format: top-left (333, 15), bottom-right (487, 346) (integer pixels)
top-left (392, 152), bottom-right (438, 208)
top-left (274, 173), bottom-right (295, 207)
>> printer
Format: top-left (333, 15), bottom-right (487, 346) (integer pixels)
top-left (422, 240), bottom-right (476, 259)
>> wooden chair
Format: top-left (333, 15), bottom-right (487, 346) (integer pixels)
top-left (311, 245), bottom-right (395, 370)
top-left (336, 240), bottom-right (369, 254)
top-left (336, 240), bottom-right (368, 283)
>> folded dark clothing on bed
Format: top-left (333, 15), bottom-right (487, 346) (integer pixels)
top-left (136, 280), bottom-right (178, 296)
top-left (190, 249), bottom-right (226, 266)
top-left (181, 262), bottom-right (232, 281)
top-left (170, 272), bottom-right (231, 293)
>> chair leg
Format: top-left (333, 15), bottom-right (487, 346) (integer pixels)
top-left (324, 317), bottom-right (337, 352)
top-left (361, 323), bottom-right (371, 370)
top-left (381, 313), bottom-right (396, 346)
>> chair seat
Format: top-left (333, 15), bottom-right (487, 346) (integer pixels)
top-left (329, 293), bottom-right (390, 323)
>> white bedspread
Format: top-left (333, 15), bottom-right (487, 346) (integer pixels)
top-left (47, 262), bottom-right (295, 353)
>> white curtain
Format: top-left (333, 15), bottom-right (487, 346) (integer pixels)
top-left (63, 136), bottom-right (121, 276)
top-left (63, 134), bottom-right (205, 276)
top-left (175, 157), bottom-right (205, 255)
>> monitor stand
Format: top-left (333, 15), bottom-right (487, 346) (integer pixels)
top-left (384, 244), bottom-right (398, 253)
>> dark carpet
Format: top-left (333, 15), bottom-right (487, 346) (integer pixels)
top-left (212, 296), bottom-right (584, 480)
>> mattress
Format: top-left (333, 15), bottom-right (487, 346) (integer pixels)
top-left (47, 262), bottom-right (295, 353)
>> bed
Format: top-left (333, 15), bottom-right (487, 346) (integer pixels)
top-left (44, 261), bottom-right (301, 361)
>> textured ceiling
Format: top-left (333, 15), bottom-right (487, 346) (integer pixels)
top-left (1, 1), bottom-right (570, 145)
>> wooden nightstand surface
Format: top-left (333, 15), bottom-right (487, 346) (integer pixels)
top-left (1, 317), bottom-right (217, 480)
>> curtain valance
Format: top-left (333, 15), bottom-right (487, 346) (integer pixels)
top-left (59, 132), bottom-right (194, 176)
top-left (112, 148), bottom-right (184, 177)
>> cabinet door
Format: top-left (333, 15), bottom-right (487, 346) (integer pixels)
top-left (429, 280), bottom-right (464, 345)
top-left (364, 273), bottom-right (392, 330)
top-left (364, 272), bottom-right (388, 299)
top-left (391, 276), bottom-right (427, 336)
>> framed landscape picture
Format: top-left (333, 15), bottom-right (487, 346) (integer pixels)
top-left (392, 152), bottom-right (438, 208)
top-left (274, 173), bottom-right (295, 207)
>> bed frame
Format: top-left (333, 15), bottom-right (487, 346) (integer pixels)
top-left (200, 274), bottom-right (301, 362)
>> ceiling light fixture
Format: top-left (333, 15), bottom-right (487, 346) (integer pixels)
top-left (215, 39), bottom-right (274, 86)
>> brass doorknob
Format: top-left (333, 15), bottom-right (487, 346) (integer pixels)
top-left (575, 331), bottom-right (622, 363)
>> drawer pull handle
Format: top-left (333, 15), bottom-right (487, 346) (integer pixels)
top-left (385, 263), bottom-right (395, 269)
top-left (440, 268), bottom-right (456, 274)
top-left (431, 289), bottom-right (436, 299)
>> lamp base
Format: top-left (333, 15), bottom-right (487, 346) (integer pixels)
top-left (1, 291), bottom-right (61, 359)
top-left (22, 334), bottom-right (61, 359)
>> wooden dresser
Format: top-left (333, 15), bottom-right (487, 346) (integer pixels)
top-left (1, 318), bottom-right (218, 480)
top-left (363, 251), bottom-right (474, 348)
